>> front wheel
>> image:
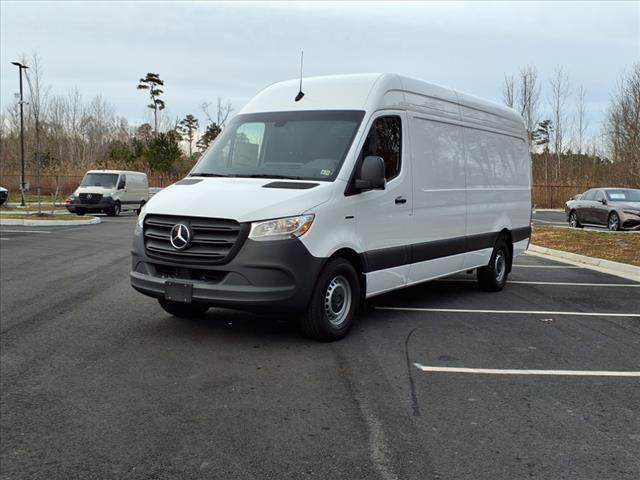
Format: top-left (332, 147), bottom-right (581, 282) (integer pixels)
top-left (158, 299), bottom-right (209, 318)
top-left (477, 239), bottom-right (510, 292)
top-left (300, 258), bottom-right (361, 341)
top-left (108, 201), bottom-right (121, 217)
top-left (569, 210), bottom-right (582, 228)
top-left (608, 212), bottom-right (620, 231)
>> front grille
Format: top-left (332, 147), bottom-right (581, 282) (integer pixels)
top-left (79, 193), bottom-right (103, 204)
top-left (143, 214), bottom-right (248, 265)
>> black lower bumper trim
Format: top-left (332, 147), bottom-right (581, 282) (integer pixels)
top-left (130, 233), bottom-right (325, 311)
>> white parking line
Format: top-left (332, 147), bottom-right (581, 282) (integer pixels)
top-left (0, 230), bottom-right (52, 234)
top-left (513, 265), bottom-right (582, 269)
top-left (375, 306), bottom-right (640, 318)
top-left (413, 363), bottom-right (640, 377)
top-left (434, 279), bottom-right (639, 287)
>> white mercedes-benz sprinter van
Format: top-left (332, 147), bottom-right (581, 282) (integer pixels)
top-left (131, 74), bottom-right (531, 340)
top-left (67, 170), bottom-right (148, 216)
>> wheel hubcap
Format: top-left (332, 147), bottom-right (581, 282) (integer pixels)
top-left (324, 275), bottom-right (352, 327)
top-left (609, 215), bottom-right (618, 230)
top-left (495, 252), bottom-right (506, 283)
top-left (570, 213), bottom-right (576, 227)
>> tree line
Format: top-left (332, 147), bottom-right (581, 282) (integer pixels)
top-left (0, 53), bottom-right (233, 195)
top-left (0, 53), bottom-right (638, 199)
top-left (502, 62), bottom-right (639, 188)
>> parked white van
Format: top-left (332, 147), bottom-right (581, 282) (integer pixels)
top-left (67, 170), bottom-right (148, 216)
top-left (131, 74), bottom-right (531, 340)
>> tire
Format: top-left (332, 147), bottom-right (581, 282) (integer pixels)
top-left (76, 209), bottom-right (85, 216)
top-left (136, 201), bottom-right (146, 216)
top-left (158, 299), bottom-right (209, 318)
top-left (299, 258), bottom-right (361, 341)
top-left (109, 201), bottom-right (121, 217)
top-left (568, 210), bottom-right (582, 228)
top-left (608, 212), bottom-right (620, 231)
top-left (477, 239), bottom-right (510, 292)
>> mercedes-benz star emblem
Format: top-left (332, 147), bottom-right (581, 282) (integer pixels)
top-left (87, 194), bottom-right (92, 199)
top-left (170, 223), bottom-right (192, 250)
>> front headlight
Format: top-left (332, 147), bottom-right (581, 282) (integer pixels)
top-left (623, 209), bottom-right (640, 216)
top-left (135, 204), bottom-right (148, 232)
top-left (248, 215), bottom-right (314, 241)
top-left (103, 192), bottom-right (111, 197)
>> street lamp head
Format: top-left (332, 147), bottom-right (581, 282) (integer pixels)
top-left (11, 61), bottom-right (28, 69)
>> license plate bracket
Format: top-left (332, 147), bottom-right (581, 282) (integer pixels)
top-left (164, 281), bottom-right (193, 303)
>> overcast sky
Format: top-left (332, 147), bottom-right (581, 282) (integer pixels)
top-left (1, 1), bottom-right (638, 138)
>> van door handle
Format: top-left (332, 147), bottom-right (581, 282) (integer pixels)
top-left (395, 196), bottom-right (407, 205)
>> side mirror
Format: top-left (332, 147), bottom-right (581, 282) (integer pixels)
top-left (354, 156), bottom-right (386, 191)
top-left (600, 198), bottom-right (607, 205)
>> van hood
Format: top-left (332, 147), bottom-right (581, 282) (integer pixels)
top-left (144, 177), bottom-right (335, 223)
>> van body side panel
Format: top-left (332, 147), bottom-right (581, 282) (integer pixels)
top-left (406, 114), bottom-right (467, 283)
top-left (462, 123), bottom-right (531, 268)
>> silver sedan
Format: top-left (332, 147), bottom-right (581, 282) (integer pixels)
top-left (565, 188), bottom-right (640, 231)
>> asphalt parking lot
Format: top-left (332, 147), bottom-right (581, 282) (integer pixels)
top-left (1, 215), bottom-right (639, 480)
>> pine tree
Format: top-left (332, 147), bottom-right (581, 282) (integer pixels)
top-left (136, 73), bottom-right (165, 135)
top-left (177, 114), bottom-right (199, 160)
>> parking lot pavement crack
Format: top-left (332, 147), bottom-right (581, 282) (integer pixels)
top-left (404, 327), bottom-right (421, 417)
top-left (330, 336), bottom-right (438, 480)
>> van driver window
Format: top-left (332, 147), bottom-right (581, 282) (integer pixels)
top-left (117, 176), bottom-right (126, 190)
top-left (361, 116), bottom-right (401, 180)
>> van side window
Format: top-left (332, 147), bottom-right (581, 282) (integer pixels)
top-left (361, 116), bottom-right (401, 180)
top-left (117, 176), bottom-right (126, 190)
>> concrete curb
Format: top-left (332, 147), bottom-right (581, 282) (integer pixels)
top-left (533, 208), bottom-right (564, 212)
top-left (527, 244), bottom-right (640, 282)
top-left (0, 217), bottom-right (101, 227)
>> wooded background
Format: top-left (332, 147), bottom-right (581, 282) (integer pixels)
top-left (1, 54), bottom-right (638, 207)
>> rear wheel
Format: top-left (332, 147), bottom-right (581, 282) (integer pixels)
top-left (477, 239), bottom-right (510, 292)
top-left (568, 210), bottom-right (582, 228)
top-left (136, 201), bottom-right (146, 216)
top-left (608, 212), bottom-right (620, 231)
top-left (76, 209), bottom-right (85, 216)
top-left (300, 258), bottom-right (360, 341)
top-left (158, 299), bottom-right (209, 318)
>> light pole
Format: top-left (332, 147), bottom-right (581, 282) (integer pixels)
top-left (11, 61), bottom-right (29, 206)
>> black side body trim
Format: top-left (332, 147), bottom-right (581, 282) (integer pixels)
top-left (512, 226), bottom-right (532, 242)
top-left (361, 229), bottom-right (530, 273)
top-left (262, 181), bottom-right (319, 190)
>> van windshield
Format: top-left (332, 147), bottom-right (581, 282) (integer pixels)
top-left (191, 110), bottom-right (365, 181)
top-left (80, 173), bottom-right (119, 188)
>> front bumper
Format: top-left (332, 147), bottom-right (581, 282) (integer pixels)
top-left (130, 228), bottom-right (325, 311)
top-left (620, 211), bottom-right (640, 230)
top-left (66, 197), bottom-right (115, 213)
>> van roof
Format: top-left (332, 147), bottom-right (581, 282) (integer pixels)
top-left (239, 73), bottom-right (524, 134)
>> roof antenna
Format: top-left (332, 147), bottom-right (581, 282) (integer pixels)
top-left (295, 50), bottom-right (305, 102)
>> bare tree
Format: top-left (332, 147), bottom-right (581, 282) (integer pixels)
top-left (516, 66), bottom-right (540, 149)
top-left (21, 52), bottom-right (50, 212)
top-left (548, 66), bottom-right (571, 181)
top-left (502, 75), bottom-right (515, 108)
top-left (606, 62), bottom-right (640, 183)
top-left (201, 97), bottom-right (233, 128)
top-left (573, 85), bottom-right (589, 155)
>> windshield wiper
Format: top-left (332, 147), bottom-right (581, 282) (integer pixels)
top-left (189, 172), bottom-right (229, 177)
